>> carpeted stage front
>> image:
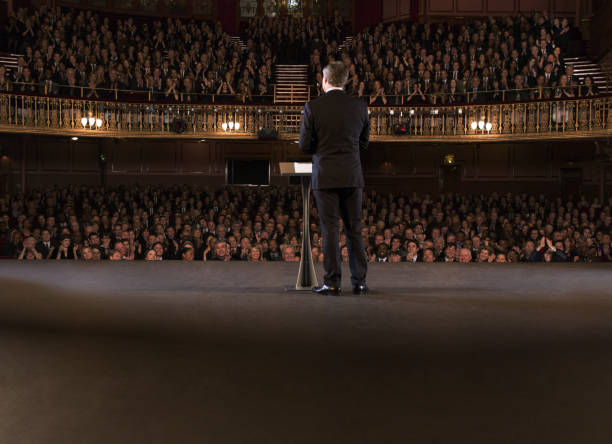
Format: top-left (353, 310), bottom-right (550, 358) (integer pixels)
top-left (2, 262), bottom-right (612, 443)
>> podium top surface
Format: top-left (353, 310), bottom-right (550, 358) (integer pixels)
top-left (279, 162), bottom-right (313, 176)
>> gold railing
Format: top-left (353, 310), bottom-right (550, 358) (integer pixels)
top-left (0, 91), bottom-right (610, 141)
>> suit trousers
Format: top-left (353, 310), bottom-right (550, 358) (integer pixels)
top-left (313, 187), bottom-right (367, 287)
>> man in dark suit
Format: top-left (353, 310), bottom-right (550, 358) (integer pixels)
top-left (298, 62), bottom-right (370, 296)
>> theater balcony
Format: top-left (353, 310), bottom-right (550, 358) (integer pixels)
top-left (0, 90), bottom-right (610, 143)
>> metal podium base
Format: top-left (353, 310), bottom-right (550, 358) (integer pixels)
top-left (280, 169), bottom-right (319, 293)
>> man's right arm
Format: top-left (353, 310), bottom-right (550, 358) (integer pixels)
top-left (298, 102), bottom-right (316, 154)
top-left (359, 102), bottom-right (370, 151)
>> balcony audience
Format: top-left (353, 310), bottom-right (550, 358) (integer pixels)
top-left (0, 5), bottom-right (275, 103)
top-left (313, 12), bottom-right (600, 104)
top-left (1, 186), bottom-right (611, 263)
top-left (1, 6), bottom-right (602, 107)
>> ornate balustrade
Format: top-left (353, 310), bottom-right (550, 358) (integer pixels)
top-left (0, 91), bottom-right (610, 142)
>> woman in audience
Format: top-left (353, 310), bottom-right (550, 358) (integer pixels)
top-left (580, 75), bottom-right (599, 97)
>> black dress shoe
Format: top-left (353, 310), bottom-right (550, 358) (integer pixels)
top-left (352, 285), bottom-right (368, 295)
top-left (312, 285), bottom-right (341, 296)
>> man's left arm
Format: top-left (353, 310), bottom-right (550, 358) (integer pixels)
top-left (359, 102), bottom-right (370, 151)
top-left (298, 102), bottom-right (317, 154)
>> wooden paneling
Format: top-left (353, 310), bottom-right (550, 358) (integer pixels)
top-left (518, 0), bottom-right (549, 11)
top-left (381, 146), bottom-right (415, 175)
top-left (57, 0), bottom-right (216, 18)
top-left (456, 0), bottom-right (483, 12)
top-left (181, 142), bottom-right (211, 174)
top-left (477, 144), bottom-right (511, 178)
top-left (111, 142), bottom-right (141, 173)
top-left (551, 143), bottom-right (595, 164)
top-left (553, 0), bottom-right (576, 13)
top-left (383, 0), bottom-right (398, 19)
top-left (144, 142), bottom-right (177, 173)
top-left (40, 141), bottom-right (71, 172)
top-left (414, 0), bottom-right (578, 17)
top-left (513, 144), bottom-right (549, 177)
top-left (486, 0), bottom-right (516, 13)
top-left (6, 135), bottom-right (611, 196)
top-left (24, 143), bottom-right (37, 171)
top-left (399, 0), bottom-right (412, 16)
top-left (429, 0), bottom-right (455, 13)
top-left (72, 142), bottom-right (100, 172)
top-left (2, 136), bottom-right (22, 171)
top-left (413, 147), bottom-right (441, 176)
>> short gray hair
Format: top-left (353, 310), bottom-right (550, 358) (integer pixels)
top-left (323, 62), bottom-right (349, 88)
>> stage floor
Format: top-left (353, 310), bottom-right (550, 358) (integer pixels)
top-left (1, 262), bottom-right (612, 443)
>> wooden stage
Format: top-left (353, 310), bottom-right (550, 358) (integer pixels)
top-left (1, 261), bottom-right (612, 443)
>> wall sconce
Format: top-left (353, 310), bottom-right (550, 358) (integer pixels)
top-left (471, 120), bottom-right (492, 134)
top-left (222, 121), bottom-right (241, 132)
top-left (81, 116), bottom-right (103, 129)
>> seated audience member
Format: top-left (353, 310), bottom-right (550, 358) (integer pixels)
top-left (458, 248), bottom-right (473, 263)
top-left (145, 249), bottom-right (158, 261)
top-left (580, 76), bottom-right (599, 97)
top-left (18, 236), bottom-right (42, 260)
top-left (2, 185), bottom-right (610, 266)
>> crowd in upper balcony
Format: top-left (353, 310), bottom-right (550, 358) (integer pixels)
top-left (1, 186), bottom-right (611, 263)
top-left (0, 5), bottom-right (278, 102)
top-left (0, 7), bottom-right (604, 106)
top-left (309, 12), bottom-right (601, 104)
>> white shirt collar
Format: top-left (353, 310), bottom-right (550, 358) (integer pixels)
top-left (325, 86), bottom-right (344, 92)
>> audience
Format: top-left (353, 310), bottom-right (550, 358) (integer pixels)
top-left (1, 185), bottom-right (611, 263)
top-left (2, 6), bottom-right (601, 107)
top-left (312, 12), bottom-right (599, 103)
top-left (1, 5), bottom-right (275, 102)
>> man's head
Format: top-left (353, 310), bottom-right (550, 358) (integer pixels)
top-left (322, 62), bottom-right (349, 92)
top-left (282, 246), bottom-right (297, 262)
top-left (214, 240), bottom-right (227, 259)
top-left (81, 247), bottom-right (93, 260)
top-left (422, 248), bottom-right (435, 263)
top-left (478, 247), bottom-right (491, 262)
top-left (459, 248), bottom-right (472, 263)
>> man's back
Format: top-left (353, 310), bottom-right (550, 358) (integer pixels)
top-left (299, 89), bottom-right (369, 190)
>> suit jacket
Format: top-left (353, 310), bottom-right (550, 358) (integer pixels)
top-left (36, 241), bottom-right (54, 258)
top-left (298, 89), bottom-right (369, 190)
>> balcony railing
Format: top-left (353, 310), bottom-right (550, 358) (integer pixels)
top-left (0, 90), bottom-right (610, 141)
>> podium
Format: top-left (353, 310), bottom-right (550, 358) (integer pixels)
top-left (279, 162), bottom-right (319, 291)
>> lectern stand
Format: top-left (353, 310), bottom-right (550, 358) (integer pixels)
top-left (279, 162), bottom-right (319, 291)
